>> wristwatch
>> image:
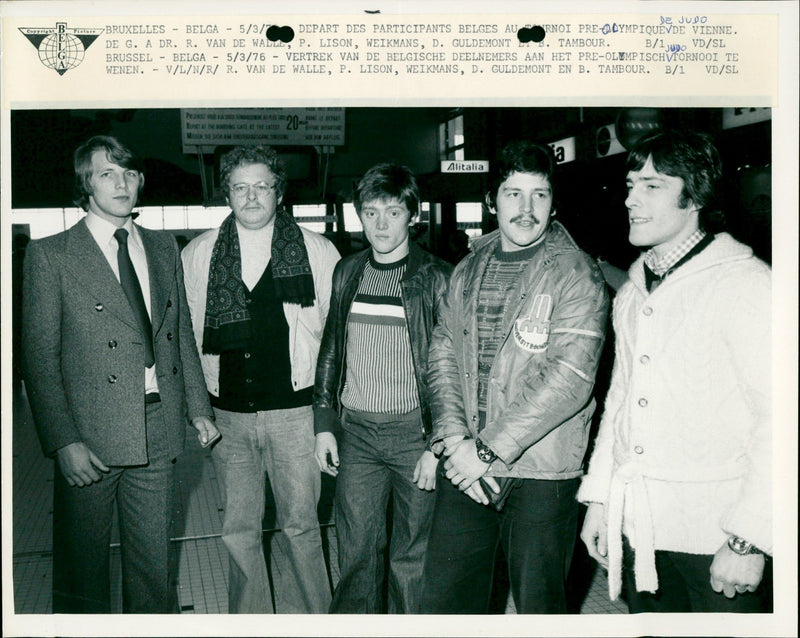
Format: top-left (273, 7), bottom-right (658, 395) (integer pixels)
top-left (475, 437), bottom-right (498, 464)
top-left (727, 535), bottom-right (763, 555)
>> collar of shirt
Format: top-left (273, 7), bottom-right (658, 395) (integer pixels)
top-left (84, 211), bottom-right (149, 305)
top-left (644, 229), bottom-right (707, 276)
top-left (85, 211), bottom-right (140, 256)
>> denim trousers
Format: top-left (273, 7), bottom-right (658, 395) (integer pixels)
top-left (52, 401), bottom-right (175, 613)
top-left (212, 406), bottom-right (331, 613)
top-left (622, 536), bottom-right (773, 612)
top-left (330, 408), bottom-right (436, 614)
top-left (421, 475), bottom-right (580, 614)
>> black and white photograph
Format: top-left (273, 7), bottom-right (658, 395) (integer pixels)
top-left (1, 3), bottom-right (796, 638)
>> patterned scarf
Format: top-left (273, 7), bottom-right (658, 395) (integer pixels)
top-left (202, 209), bottom-right (315, 354)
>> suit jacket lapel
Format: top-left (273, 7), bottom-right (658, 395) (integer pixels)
top-left (139, 225), bottom-right (174, 337)
top-left (63, 219), bottom-right (140, 332)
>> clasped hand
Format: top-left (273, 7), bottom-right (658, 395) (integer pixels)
top-left (443, 438), bottom-right (499, 506)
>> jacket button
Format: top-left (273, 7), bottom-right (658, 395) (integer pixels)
top-left (95, 303), bottom-right (104, 312)
top-left (638, 398), bottom-right (648, 407)
top-left (642, 306), bottom-right (653, 316)
top-left (244, 352), bottom-right (251, 359)
top-left (639, 354), bottom-right (650, 364)
top-left (471, 415), bottom-right (477, 422)
top-left (634, 445), bottom-right (644, 454)
top-left (463, 329), bottom-right (468, 335)
top-left (108, 374), bottom-right (118, 383)
top-left (173, 367), bottom-right (178, 374)
top-left (166, 299), bottom-right (172, 308)
top-left (167, 332), bottom-right (173, 340)
top-left (465, 372), bottom-right (470, 378)
top-left (108, 340), bottom-right (117, 349)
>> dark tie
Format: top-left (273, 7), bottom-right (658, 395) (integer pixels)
top-left (114, 228), bottom-right (155, 367)
top-left (643, 263), bottom-right (662, 293)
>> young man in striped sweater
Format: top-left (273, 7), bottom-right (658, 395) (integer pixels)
top-left (313, 163), bottom-right (452, 613)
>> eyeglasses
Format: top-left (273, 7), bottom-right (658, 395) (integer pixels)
top-left (229, 182), bottom-right (276, 198)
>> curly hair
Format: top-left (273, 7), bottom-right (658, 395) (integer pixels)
top-left (219, 145), bottom-right (287, 199)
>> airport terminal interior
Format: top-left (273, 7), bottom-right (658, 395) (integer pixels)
top-left (9, 106), bottom-right (771, 614)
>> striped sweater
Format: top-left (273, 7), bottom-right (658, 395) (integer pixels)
top-left (341, 255), bottom-right (418, 414)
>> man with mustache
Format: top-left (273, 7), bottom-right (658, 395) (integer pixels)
top-left (579, 129), bottom-right (772, 612)
top-left (421, 141), bottom-right (609, 613)
top-left (182, 145), bottom-right (339, 613)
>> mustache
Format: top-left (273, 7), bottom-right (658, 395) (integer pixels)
top-left (510, 212), bottom-right (542, 224)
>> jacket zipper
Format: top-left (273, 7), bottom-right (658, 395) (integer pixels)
top-left (400, 278), bottom-right (427, 438)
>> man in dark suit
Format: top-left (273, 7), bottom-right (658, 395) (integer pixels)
top-left (21, 135), bottom-right (218, 613)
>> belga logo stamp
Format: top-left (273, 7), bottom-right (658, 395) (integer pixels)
top-left (19, 23), bottom-right (104, 75)
top-left (514, 294), bottom-right (553, 352)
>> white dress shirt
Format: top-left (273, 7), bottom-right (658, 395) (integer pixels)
top-left (85, 212), bottom-right (159, 394)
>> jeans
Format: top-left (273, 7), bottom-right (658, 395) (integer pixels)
top-left (53, 401), bottom-right (175, 613)
top-left (622, 536), bottom-right (773, 612)
top-left (330, 408), bottom-right (435, 613)
top-left (212, 406), bottom-right (331, 613)
top-left (422, 475), bottom-right (580, 614)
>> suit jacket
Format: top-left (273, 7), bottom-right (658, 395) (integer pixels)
top-left (21, 218), bottom-right (212, 466)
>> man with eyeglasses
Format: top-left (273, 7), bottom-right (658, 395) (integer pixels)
top-left (182, 145), bottom-right (340, 613)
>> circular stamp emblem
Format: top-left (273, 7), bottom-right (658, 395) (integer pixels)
top-left (513, 294), bottom-right (552, 352)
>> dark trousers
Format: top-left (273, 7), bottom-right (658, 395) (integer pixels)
top-left (330, 408), bottom-right (435, 614)
top-left (422, 475), bottom-right (580, 614)
top-left (52, 402), bottom-right (176, 613)
top-left (622, 537), bottom-right (773, 613)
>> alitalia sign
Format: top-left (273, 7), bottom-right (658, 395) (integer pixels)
top-left (441, 160), bottom-right (489, 173)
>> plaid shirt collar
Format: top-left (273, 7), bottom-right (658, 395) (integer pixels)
top-left (644, 229), bottom-right (707, 276)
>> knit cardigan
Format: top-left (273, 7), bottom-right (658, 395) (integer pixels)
top-left (577, 233), bottom-right (771, 600)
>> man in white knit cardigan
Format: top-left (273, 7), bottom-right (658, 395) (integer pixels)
top-left (578, 129), bottom-right (772, 613)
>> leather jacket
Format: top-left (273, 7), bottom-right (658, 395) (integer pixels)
top-left (428, 221), bottom-right (609, 479)
top-left (313, 242), bottom-right (452, 439)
